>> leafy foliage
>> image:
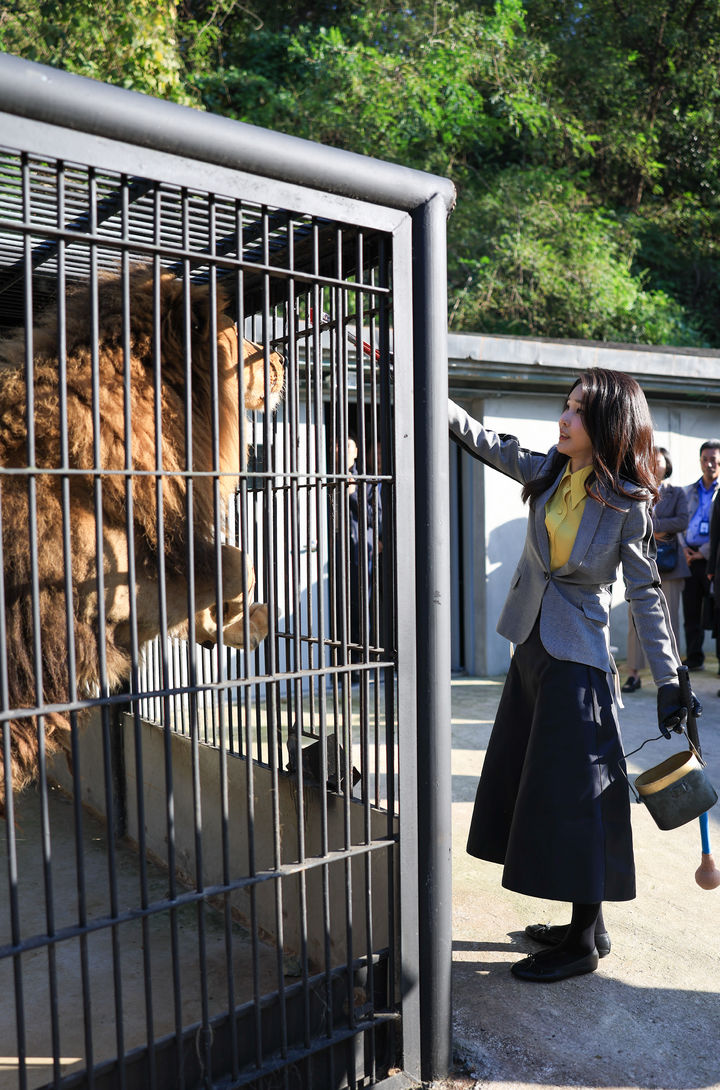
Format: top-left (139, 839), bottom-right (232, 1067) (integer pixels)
top-left (448, 168), bottom-right (704, 344)
top-left (1, 0), bottom-right (719, 346)
top-left (0, 0), bottom-right (196, 103)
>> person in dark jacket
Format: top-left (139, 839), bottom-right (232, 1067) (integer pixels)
top-left (704, 490), bottom-right (720, 696)
top-left (622, 447), bottom-right (689, 692)
top-left (680, 440), bottom-right (720, 670)
top-left (347, 433), bottom-right (382, 668)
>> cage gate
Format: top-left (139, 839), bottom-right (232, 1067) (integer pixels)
top-left (0, 55), bottom-right (455, 1090)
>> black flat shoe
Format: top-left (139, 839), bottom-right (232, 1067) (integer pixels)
top-left (525, 922), bottom-right (611, 958)
top-left (621, 676), bottom-right (641, 693)
top-left (511, 949), bottom-right (599, 982)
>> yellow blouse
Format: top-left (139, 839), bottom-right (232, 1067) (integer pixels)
top-left (544, 463), bottom-right (594, 570)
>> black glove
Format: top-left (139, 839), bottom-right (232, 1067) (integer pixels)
top-left (657, 683), bottom-right (703, 739)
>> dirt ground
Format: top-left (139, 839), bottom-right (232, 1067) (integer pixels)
top-left (444, 660), bottom-right (720, 1090)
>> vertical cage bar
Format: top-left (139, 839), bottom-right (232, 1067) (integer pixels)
top-left (211, 243), bottom-right (242, 1083)
top-left (119, 174), bottom-right (158, 1090)
top-left (160, 185), bottom-right (185, 1090)
top-left (355, 236), bottom-right (377, 1083)
top-left (260, 203), bottom-right (289, 1070)
top-left (20, 160), bottom-right (44, 1090)
top-left (284, 219), bottom-right (314, 1061)
top-left (388, 217), bottom-right (421, 1082)
top-left (309, 230), bottom-right (335, 1088)
top-left (412, 194), bottom-right (452, 1083)
top-left (234, 202), bottom-right (265, 1074)
top-left (0, 365), bottom-right (27, 1090)
top-left (23, 153), bottom-right (69, 1088)
top-left (186, 213), bottom-right (213, 1086)
top-left (56, 159), bottom-right (96, 1086)
top-left (86, 165), bottom-right (127, 1088)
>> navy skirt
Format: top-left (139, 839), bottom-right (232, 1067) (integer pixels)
top-left (467, 620), bottom-right (636, 902)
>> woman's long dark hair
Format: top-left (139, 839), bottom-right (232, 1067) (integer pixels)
top-left (522, 368), bottom-right (659, 508)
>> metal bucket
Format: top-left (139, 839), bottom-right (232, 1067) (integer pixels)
top-left (635, 750), bottom-right (718, 831)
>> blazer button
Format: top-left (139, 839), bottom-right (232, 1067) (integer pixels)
top-left (544, 571), bottom-right (550, 580)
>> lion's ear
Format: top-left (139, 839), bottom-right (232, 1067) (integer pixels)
top-left (160, 276), bottom-right (188, 348)
top-left (190, 292), bottom-right (212, 339)
top-left (192, 284), bottom-right (230, 336)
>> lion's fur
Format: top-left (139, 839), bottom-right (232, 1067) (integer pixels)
top-left (0, 265), bottom-right (283, 807)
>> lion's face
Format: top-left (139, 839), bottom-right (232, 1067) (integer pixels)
top-left (162, 277), bottom-right (284, 416)
top-left (214, 319), bottom-right (284, 414)
top-left (197, 310), bottom-right (284, 490)
top-left (240, 336), bottom-right (284, 413)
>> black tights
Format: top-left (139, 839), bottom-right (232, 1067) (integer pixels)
top-left (565, 901), bottom-right (603, 954)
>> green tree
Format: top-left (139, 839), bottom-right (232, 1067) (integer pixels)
top-left (0, 0), bottom-right (196, 103)
top-left (187, 0), bottom-right (591, 174)
top-left (448, 167), bottom-right (704, 344)
top-left (518, 0), bottom-right (720, 343)
top-left (525, 0), bottom-right (720, 209)
top-left (1, 0), bottom-right (719, 346)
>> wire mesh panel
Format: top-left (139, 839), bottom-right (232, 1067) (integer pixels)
top-left (0, 81), bottom-right (427, 1090)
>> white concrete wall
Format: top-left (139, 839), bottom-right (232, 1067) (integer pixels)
top-left (456, 390), bottom-right (720, 677)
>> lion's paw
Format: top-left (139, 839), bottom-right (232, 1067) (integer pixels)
top-left (220, 602), bottom-right (269, 651)
top-left (247, 603), bottom-right (268, 649)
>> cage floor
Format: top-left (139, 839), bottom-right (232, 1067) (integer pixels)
top-left (0, 786), bottom-right (280, 1088)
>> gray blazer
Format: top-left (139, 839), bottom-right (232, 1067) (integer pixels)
top-left (449, 399), bottom-right (679, 687)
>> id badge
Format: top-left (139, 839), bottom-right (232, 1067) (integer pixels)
top-left (700, 519), bottom-right (710, 535)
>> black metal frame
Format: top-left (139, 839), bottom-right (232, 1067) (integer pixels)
top-left (0, 54), bottom-right (454, 1089)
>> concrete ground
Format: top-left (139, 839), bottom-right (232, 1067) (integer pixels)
top-left (446, 659), bottom-right (720, 1090)
top-left (0, 787), bottom-right (279, 1088)
top-left (3, 665), bottom-right (718, 1089)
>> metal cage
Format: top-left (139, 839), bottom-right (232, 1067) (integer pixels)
top-left (0, 54), bottom-right (454, 1090)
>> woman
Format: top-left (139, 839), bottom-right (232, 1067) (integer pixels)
top-left (622, 446), bottom-right (689, 692)
top-left (449, 368), bottom-right (699, 983)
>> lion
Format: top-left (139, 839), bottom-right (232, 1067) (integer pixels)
top-left (0, 264), bottom-right (284, 809)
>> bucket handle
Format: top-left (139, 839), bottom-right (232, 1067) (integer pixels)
top-left (620, 725), bottom-right (705, 804)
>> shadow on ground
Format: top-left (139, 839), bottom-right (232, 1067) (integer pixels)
top-left (449, 667), bottom-right (720, 1090)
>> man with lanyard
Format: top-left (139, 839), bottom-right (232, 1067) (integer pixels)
top-left (682, 439), bottom-right (720, 670)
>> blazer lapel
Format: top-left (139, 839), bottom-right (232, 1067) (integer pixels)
top-left (553, 476), bottom-right (625, 575)
top-left (559, 495), bottom-right (604, 573)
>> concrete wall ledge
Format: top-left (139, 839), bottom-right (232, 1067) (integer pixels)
top-left (449, 332), bottom-right (720, 403)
